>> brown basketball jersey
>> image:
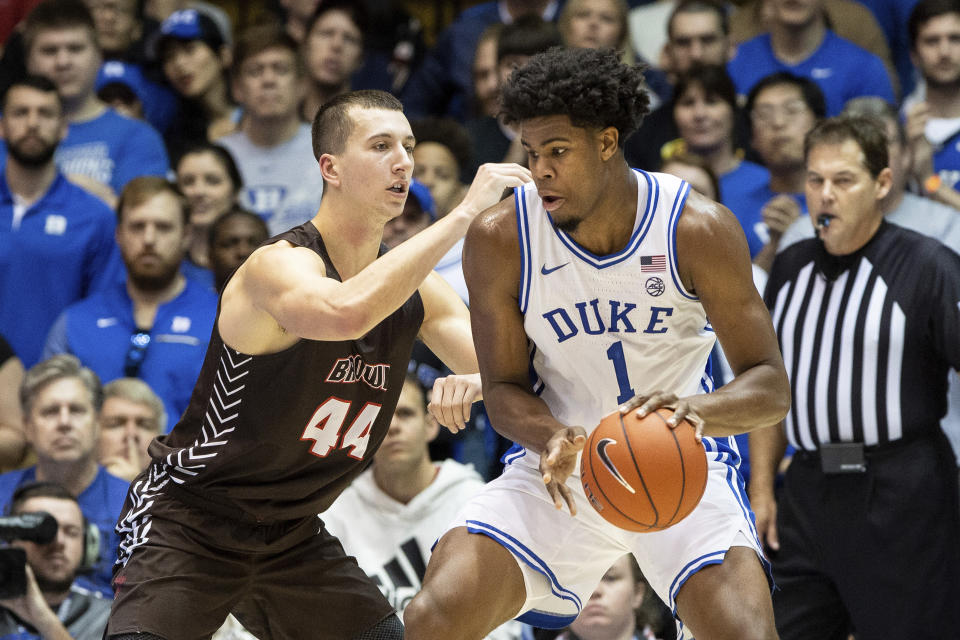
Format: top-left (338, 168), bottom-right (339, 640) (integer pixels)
top-left (144, 222), bottom-right (424, 522)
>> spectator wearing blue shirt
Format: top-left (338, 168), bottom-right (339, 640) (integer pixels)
top-left (0, 355), bottom-right (129, 598)
top-left (44, 177), bottom-right (218, 429)
top-left (670, 65), bottom-right (771, 257)
top-left (0, 75), bottom-right (120, 369)
top-left (903, 0), bottom-right (960, 212)
top-left (21, 0), bottom-right (169, 208)
top-left (727, 0), bottom-right (895, 117)
top-left (401, 0), bottom-right (562, 122)
top-left (746, 72), bottom-right (824, 273)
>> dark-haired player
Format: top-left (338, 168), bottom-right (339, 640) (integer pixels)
top-left (104, 89), bottom-right (531, 640)
top-left (404, 47), bottom-right (790, 640)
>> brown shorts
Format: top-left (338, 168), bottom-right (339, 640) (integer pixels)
top-left (106, 490), bottom-right (394, 640)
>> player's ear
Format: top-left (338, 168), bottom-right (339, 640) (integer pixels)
top-left (319, 154), bottom-right (341, 187)
top-left (599, 126), bottom-right (619, 161)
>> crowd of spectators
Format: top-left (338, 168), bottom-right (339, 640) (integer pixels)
top-left (1, 0), bottom-right (957, 638)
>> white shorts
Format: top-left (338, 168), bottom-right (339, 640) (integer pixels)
top-left (444, 441), bottom-right (767, 630)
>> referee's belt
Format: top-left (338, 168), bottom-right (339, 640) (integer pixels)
top-left (792, 428), bottom-right (942, 473)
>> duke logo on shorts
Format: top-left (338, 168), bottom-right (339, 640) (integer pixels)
top-left (446, 171), bottom-right (767, 634)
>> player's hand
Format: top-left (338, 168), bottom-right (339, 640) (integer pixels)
top-left (429, 373), bottom-right (483, 434)
top-left (453, 163), bottom-right (532, 220)
top-left (540, 426), bottom-right (587, 515)
top-left (619, 391), bottom-right (705, 442)
top-left (761, 195), bottom-right (801, 237)
top-left (749, 489), bottom-right (780, 552)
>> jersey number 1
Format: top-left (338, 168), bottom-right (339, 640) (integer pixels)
top-left (300, 397), bottom-right (381, 460)
top-left (606, 341), bottom-right (636, 405)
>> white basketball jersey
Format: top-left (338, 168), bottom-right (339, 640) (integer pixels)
top-left (517, 170), bottom-right (716, 440)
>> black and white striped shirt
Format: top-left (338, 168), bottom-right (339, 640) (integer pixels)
top-left (764, 221), bottom-right (960, 451)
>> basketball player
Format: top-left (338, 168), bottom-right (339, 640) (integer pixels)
top-left (404, 48), bottom-right (791, 640)
top-left (103, 90), bottom-right (531, 640)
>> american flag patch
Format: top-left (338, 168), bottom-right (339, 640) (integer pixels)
top-left (640, 255), bottom-right (666, 272)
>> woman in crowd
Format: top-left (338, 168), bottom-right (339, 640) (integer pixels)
top-left (175, 143), bottom-right (245, 289)
top-left (549, 554), bottom-right (669, 640)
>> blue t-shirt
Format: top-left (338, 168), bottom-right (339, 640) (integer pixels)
top-left (43, 278), bottom-right (217, 428)
top-left (0, 466), bottom-right (129, 597)
top-left (727, 31), bottom-right (895, 116)
top-left (718, 161), bottom-right (771, 258)
top-left (0, 172), bottom-right (121, 367)
top-left (930, 128), bottom-right (960, 193)
top-left (54, 108), bottom-right (169, 196)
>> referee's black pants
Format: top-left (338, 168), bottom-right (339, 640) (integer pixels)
top-left (770, 430), bottom-right (960, 640)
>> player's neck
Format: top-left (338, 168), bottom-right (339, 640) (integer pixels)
top-left (35, 458), bottom-right (99, 496)
top-left (770, 18), bottom-right (825, 65)
top-left (567, 163), bottom-right (638, 256)
top-left (373, 460), bottom-right (438, 505)
top-left (4, 158), bottom-right (58, 206)
top-left (310, 207), bottom-right (383, 279)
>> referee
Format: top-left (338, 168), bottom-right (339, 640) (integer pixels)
top-left (750, 115), bottom-right (960, 639)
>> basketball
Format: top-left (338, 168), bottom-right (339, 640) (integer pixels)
top-left (580, 408), bottom-right (707, 532)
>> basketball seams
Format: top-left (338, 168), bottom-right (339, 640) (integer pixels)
top-left (582, 425), bottom-right (656, 531)
top-left (653, 409), bottom-right (686, 527)
top-left (618, 412), bottom-right (659, 530)
top-left (581, 409), bottom-right (708, 533)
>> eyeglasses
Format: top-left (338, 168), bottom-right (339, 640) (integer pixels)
top-left (124, 331), bottom-right (151, 379)
top-left (750, 100), bottom-right (811, 125)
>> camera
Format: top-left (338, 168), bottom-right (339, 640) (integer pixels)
top-left (0, 512), bottom-right (58, 599)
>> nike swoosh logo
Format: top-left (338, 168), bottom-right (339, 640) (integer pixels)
top-left (541, 262), bottom-right (570, 275)
top-left (596, 437), bottom-right (636, 494)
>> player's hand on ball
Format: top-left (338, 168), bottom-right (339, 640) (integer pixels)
top-left (429, 373), bottom-right (483, 433)
top-left (540, 427), bottom-right (587, 515)
top-left (619, 391), bottom-right (705, 442)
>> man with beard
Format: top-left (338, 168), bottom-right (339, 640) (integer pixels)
top-left (0, 481), bottom-right (112, 640)
top-left (43, 177), bottom-right (217, 429)
top-left (903, 0), bottom-right (960, 210)
top-left (0, 75), bottom-right (119, 369)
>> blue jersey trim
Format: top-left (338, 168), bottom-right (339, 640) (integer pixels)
top-left (668, 549), bottom-right (726, 611)
top-left (545, 170), bottom-right (658, 270)
top-left (667, 181), bottom-right (697, 300)
top-left (516, 609), bottom-right (578, 630)
top-left (500, 443), bottom-right (527, 465)
top-left (465, 519), bottom-right (583, 611)
top-left (516, 185), bottom-right (533, 314)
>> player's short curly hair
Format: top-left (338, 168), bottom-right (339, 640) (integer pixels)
top-left (500, 46), bottom-right (651, 145)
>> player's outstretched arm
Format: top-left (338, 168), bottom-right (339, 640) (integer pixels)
top-left (464, 201), bottom-right (586, 513)
top-left (233, 163), bottom-right (532, 345)
top-left (674, 190), bottom-right (791, 436)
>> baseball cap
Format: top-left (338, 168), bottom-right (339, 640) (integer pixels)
top-left (407, 180), bottom-right (437, 222)
top-left (154, 9), bottom-right (226, 60)
top-left (96, 61), bottom-right (149, 104)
